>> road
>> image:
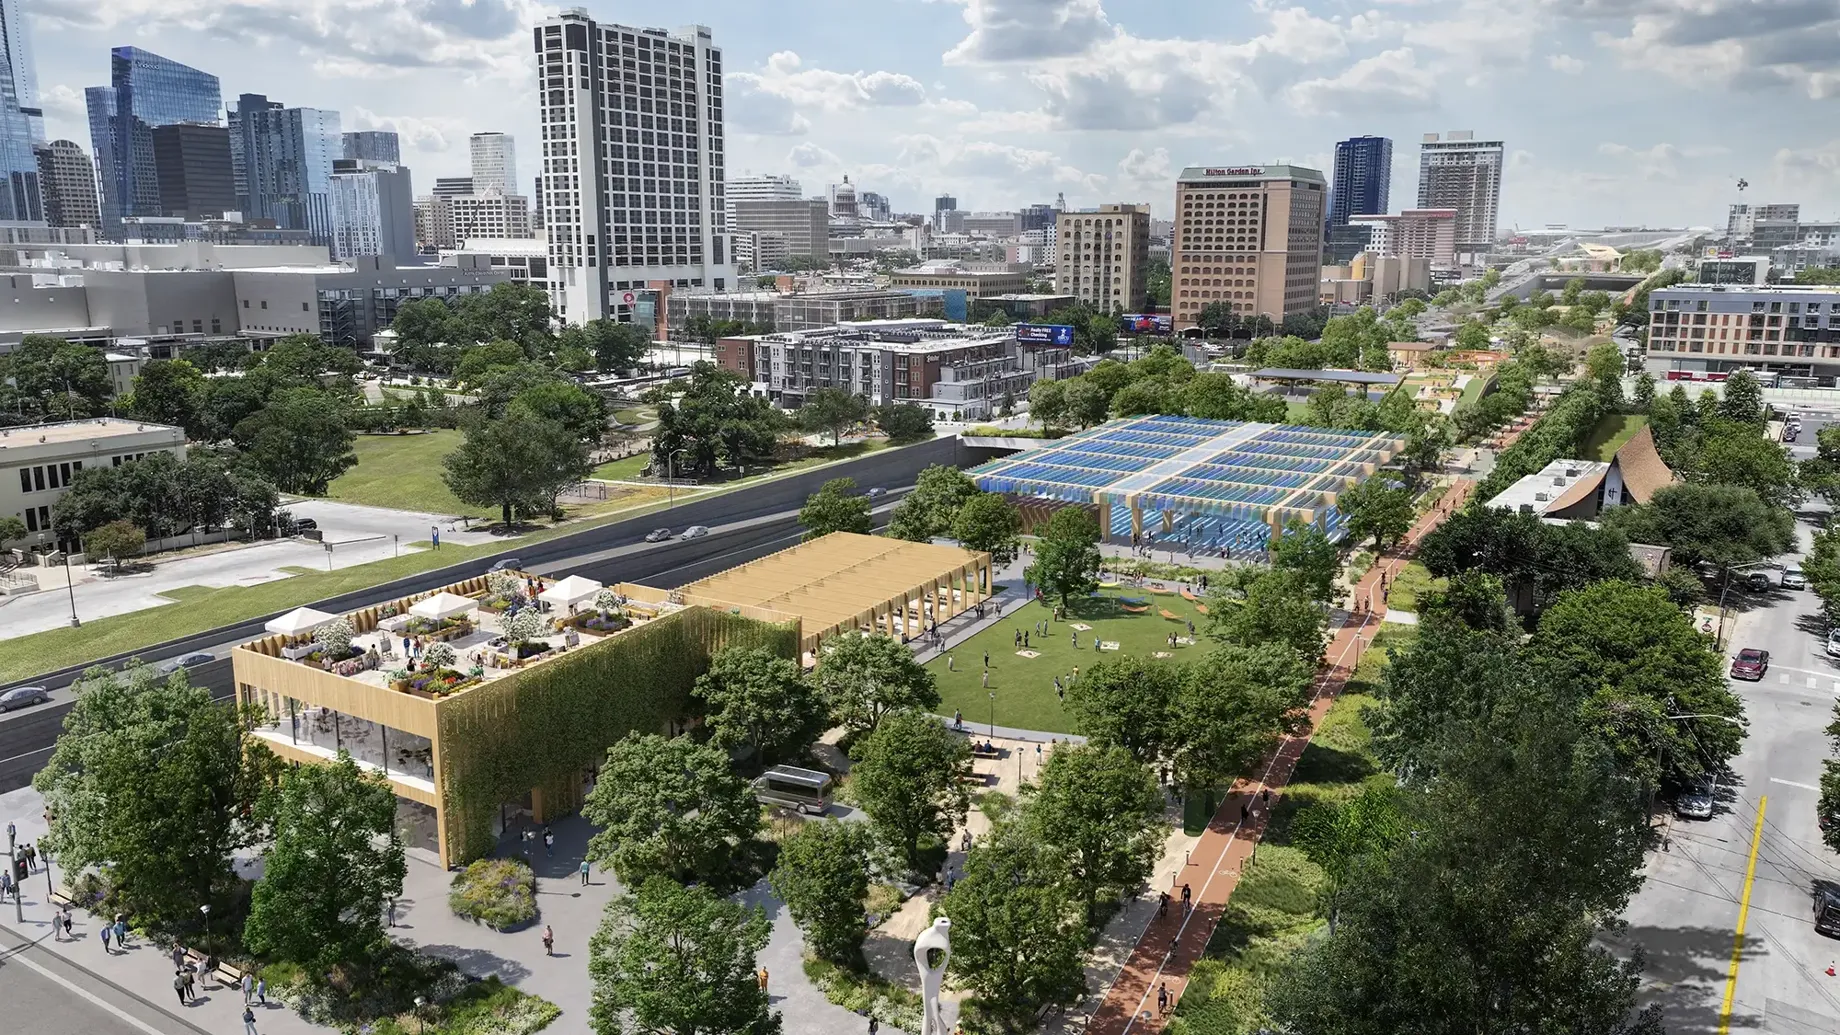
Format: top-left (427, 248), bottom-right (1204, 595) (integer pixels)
top-left (1617, 510), bottom-right (1840, 1035)
top-left (0, 930), bottom-right (209, 1035)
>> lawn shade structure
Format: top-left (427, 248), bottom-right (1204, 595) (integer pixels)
top-left (410, 591), bottom-right (477, 621)
top-left (265, 606), bottom-right (338, 637)
top-left (538, 575), bottom-right (604, 610)
top-left (968, 414), bottom-right (1405, 556)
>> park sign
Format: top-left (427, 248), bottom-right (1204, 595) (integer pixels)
top-left (1015, 324), bottom-right (1075, 346)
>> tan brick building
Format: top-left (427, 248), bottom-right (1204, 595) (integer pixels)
top-left (1172, 165), bottom-right (1327, 332)
top-left (1054, 203), bottom-right (1151, 312)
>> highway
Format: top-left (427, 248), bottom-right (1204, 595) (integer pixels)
top-left (1615, 498), bottom-right (1840, 1035)
top-left (0, 434), bottom-right (960, 791)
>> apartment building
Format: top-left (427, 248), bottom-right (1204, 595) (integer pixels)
top-left (1171, 165), bottom-right (1327, 331)
top-left (1645, 284), bottom-right (1840, 380)
top-left (889, 261), bottom-right (1029, 299)
top-left (1347, 208), bottom-right (1457, 267)
top-left (1416, 132), bottom-right (1503, 263)
top-left (1054, 204), bottom-right (1151, 311)
top-left (2, 418), bottom-right (185, 551)
top-left (719, 319), bottom-right (1070, 419)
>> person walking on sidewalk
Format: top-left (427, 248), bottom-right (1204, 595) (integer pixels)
top-left (244, 1004), bottom-right (259, 1035)
top-left (242, 971), bottom-right (254, 1005)
top-left (173, 972), bottom-right (189, 1005)
top-left (256, 976), bottom-right (266, 1005)
top-left (1158, 891), bottom-right (1169, 918)
top-left (580, 859), bottom-right (592, 885)
top-left (542, 925), bottom-right (555, 956)
top-left (99, 924), bottom-right (111, 954)
top-left (543, 826), bottom-right (555, 858)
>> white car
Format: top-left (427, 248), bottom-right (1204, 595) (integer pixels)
top-left (1827, 628), bottom-right (1840, 659)
top-left (681, 526), bottom-right (710, 540)
top-left (1783, 565), bottom-right (1806, 590)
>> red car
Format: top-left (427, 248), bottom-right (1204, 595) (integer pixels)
top-left (1730, 648), bottom-right (1770, 681)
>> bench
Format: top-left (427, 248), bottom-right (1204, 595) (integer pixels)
top-left (969, 743), bottom-right (1004, 760)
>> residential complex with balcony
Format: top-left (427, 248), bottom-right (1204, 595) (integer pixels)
top-left (1645, 283), bottom-right (1840, 381)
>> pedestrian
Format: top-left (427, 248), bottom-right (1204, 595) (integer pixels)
top-left (1071, 629), bottom-right (1078, 648)
top-left (244, 1004), bottom-right (258, 1035)
top-left (1158, 982), bottom-right (1170, 1014)
top-left (983, 650), bottom-right (990, 669)
top-left (758, 967), bottom-right (769, 993)
top-left (1158, 891), bottom-right (1169, 917)
top-left (580, 859), bottom-right (591, 885)
top-left (1261, 787), bottom-right (1271, 803)
top-left (1181, 882), bottom-right (1192, 915)
top-left (100, 923), bottom-right (111, 954)
top-left (953, 708), bottom-right (962, 729)
top-left (115, 915), bottom-right (129, 946)
top-left (946, 653), bottom-right (955, 671)
top-left (1014, 628), bottom-right (1021, 647)
top-left (402, 635), bottom-right (411, 658)
top-left (1023, 631), bottom-right (1030, 648)
top-left (388, 897), bottom-right (396, 927)
top-left (256, 975), bottom-right (266, 1005)
top-left (981, 669), bottom-right (989, 689)
top-left (1071, 665), bottom-right (1078, 683)
top-left (544, 826), bottom-right (555, 858)
top-left (183, 967), bottom-right (196, 1002)
top-left (242, 971), bottom-right (254, 1005)
top-left (542, 925), bottom-right (555, 956)
top-left (869, 1017), bottom-right (880, 1034)
top-left (1241, 801), bottom-right (1250, 822)
top-left (174, 972), bottom-right (189, 1006)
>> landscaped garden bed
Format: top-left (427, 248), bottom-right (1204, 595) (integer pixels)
top-left (448, 858), bottom-right (538, 931)
top-left (567, 611), bottom-right (631, 634)
top-left (391, 667), bottom-right (480, 698)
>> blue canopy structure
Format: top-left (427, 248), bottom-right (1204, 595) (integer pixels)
top-left (969, 414), bottom-right (1405, 557)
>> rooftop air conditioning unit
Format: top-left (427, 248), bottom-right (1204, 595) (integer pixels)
top-left (1553, 476), bottom-right (1566, 485)
top-left (1535, 492), bottom-right (1550, 502)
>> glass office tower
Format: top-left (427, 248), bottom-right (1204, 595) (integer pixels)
top-left (86, 47), bottom-right (223, 238)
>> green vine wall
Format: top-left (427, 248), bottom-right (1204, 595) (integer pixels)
top-left (437, 606), bottom-right (799, 862)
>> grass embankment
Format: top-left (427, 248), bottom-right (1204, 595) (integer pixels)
top-left (1580, 413), bottom-right (1650, 461)
top-left (592, 438), bottom-right (896, 485)
top-left (326, 431), bottom-right (492, 519)
top-left (930, 585), bottom-right (1209, 734)
top-left (1383, 560), bottom-right (1442, 614)
top-left (1168, 624), bottom-right (1413, 1035)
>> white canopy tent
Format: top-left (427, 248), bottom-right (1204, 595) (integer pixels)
top-left (410, 592), bottom-right (476, 621)
top-left (265, 606), bottom-right (337, 637)
top-left (539, 575), bottom-right (604, 609)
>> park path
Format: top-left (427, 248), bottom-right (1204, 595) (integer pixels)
top-left (1082, 478), bottom-right (1474, 1035)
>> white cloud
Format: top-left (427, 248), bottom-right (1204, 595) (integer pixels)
top-left (731, 52), bottom-right (927, 111)
top-left (1287, 48), bottom-right (1438, 115)
top-left (1117, 146), bottom-right (1172, 184)
top-left (1548, 53), bottom-right (1585, 73)
top-left (38, 84), bottom-right (85, 122)
top-left (788, 142), bottom-right (841, 169)
top-left (939, 0), bottom-right (1115, 64)
top-left (348, 106), bottom-right (467, 152)
top-left (1566, 0), bottom-right (1840, 98)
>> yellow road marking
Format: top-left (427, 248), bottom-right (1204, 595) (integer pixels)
top-left (1717, 795), bottom-right (1767, 1035)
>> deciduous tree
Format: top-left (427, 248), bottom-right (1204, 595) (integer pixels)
top-left (1172, 643), bottom-right (1315, 789)
top-left (849, 710), bottom-right (970, 876)
top-left (1271, 519), bottom-right (1340, 603)
top-left (798, 387), bottom-right (870, 445)
top-left (1205, 568), bottom-right (1328, 664)
top-left (244, 753), bottom-right (404, 970)
top-left (952, 492), bottom-right (1021, 568)
top-left (583, 734), bottom-right (761, 885)
top-left (1025, 744), bottom-right (1164, 920)
top-left (1063, 655), bottom-right (1179, 766)
top-left (886, 465), bottom-right (979, 543)
top-left (589, 877), bottom-right (779, 1035)
top-left (232, 386), bottom-right (358, 494)
top-left (814, 632), bottom-right (940, 736)
top-left (1026, 506), bottom-right (1101, 606)
top-left (1338, 477), bottom-right (1415, 553)
top-left (874, 401), bottom-right (935, 442)
top-left (768, 821), bottom-right (873, 964)
top-left (694, 646), bottom-right (825, 765)
top-left (1600, 482), bottom-right (1793, 570)
top-left (798, 476), bottom-right (873, 539)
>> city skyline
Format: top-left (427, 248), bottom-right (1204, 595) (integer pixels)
top-left (19, 0), bottom-right (1840, 230)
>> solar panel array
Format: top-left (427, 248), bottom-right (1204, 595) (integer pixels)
top-left (970, 414), bottom-right (1404, 552)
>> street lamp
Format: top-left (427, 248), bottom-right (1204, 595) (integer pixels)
top-left (63, 553), bottom-right (79, 628)
top-left (200, 903), bottom-right (211, 947)
top-left (988, 691), bottom-right (996, 738)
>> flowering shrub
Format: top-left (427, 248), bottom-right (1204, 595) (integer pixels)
top-left (422, 642), bottom-right (458, 669)
top-left (502, 608), bottom-right (546, 643)
top-left (593, 589), bottom-right (623, 615)
top-left (313, 617), bottom-right (355, 656)
top-left (486, 570), bottom-right (523, 601)
top-left (448, 858), bottom-right (538, 930)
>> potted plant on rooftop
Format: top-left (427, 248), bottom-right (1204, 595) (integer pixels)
top-left (502, 607), bottom-right (552, 661)
top-left (573, 589), bottom-right (631, 634)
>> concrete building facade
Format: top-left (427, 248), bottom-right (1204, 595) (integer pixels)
top-left (1172, 164), bottom-right (1327, 330)
top-left (536, 11), bottom-right (735, 323)
top-left (889, 261), bottom-right (1029, 299)
top-left (732, 199), bottom-right (827, 265)
top-left (1415, 132), bottom-right (1502, 262)
top-left (469, 132), bottom-right (516, 195)
top-left (1645, 283), bottom-right (1840, 381)
top-left (34, 139), bottom-right (99, 229)
top-left (723, 172), bottom-right (801, 227)
top-left (1349, 208), bottom-right (1457, 267)
top-left (1054, 203), bottom-right (1151, 311)
top-left (328, 159), bottom-right (416, 262)
top-left (2, 418), bottom-right (186, 551)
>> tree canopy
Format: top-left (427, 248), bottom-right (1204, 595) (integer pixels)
top-left (693, 646), bottom-right (825, 765)
top-left (798, 476), bottom-right (873, 539)
top-left (1026, 506), bottom-right (1101, 606)
top-left (589, 877), bottom-right (779, 1035)
top-left (582, 734), bottom-right (761, 885)
top-left (849, 709), bottom-right (971, 875)
top-left (649, 363), bottom-right (785, 478)
top-left (814, 631), bottom-right (940, 735)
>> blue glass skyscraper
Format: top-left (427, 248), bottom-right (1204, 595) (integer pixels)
top-left (0, 0), bottom-right (42, 143)
top-left (1329, 136), bottom-right (1392, 225)
top-left (86, 47), bottom-right (223, 237)
top-left (0, 0), bottom-right (42, 221)
top-left (230, 94), bottom-right (342, 245)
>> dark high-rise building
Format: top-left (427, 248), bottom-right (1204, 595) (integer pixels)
top-left (1330, 135), bottom-right (1392, 226)
top-left (1019, 203), bottom-right (1056, 233)
top-left (341, 130), bottom-right (400, 164)
top-left (228, 93), bottom-right (341, 243)
top-left (433, 176), bottom-right (473, 197)
top-left (34, 139), bottom-right (99, 228)
top-left (152, 122), bottom-right (234, 218)
top-left (86, 48), bottom-right (222, 238)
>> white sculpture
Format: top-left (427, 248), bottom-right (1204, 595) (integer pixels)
top-left (914, 916), bottom-right (951, 1035)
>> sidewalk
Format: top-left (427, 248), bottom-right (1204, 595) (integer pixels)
top-left (1082, 479), bottom-right (1473, 1035)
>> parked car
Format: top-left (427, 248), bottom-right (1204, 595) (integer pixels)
top-left (1673, 777), bottom-right (1716, 821)
top-left (1730, 647), bottom-right (1770, 681)
top-left (488, 557), bottom-right (522, 573)
top-left (681, 525), bottom-right (710, 540)
top-left (1816, 885), bottom-right (1840, 938)
top-left (1742, 570), bottom-right (1772, 592)
top-left (1784, 565), bottom-right (1807, 590)
top-left (1828, 628), bottom-right (1840, 659)
top-left (643, 528), bottom-right (674, 543)
top-left (159, 651), bottom-right (217, 674)
top-left (292, 517), bottom-right (319, 532)
top-left (0, 686), bottom-right (50, 712)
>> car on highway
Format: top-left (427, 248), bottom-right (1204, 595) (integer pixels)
top-left (681, 525), bottom-right (710, 540)
top-left (488, 557), bottom-right (523, 573)
top-left (865, 486), bottom-right (887, 498)
top-left (1730, 647), bottom-right (1770, 681)
top-left (159, 651), bottom-right (217, 673)
top-left (1673, 777), bottom-right (1716, 821)
top-left (0, 686), bottom-right (50, 712)
top-left (1784, 565), bottom-right (1807, 590)
top-left (644, 528), bottom-right (673, 543)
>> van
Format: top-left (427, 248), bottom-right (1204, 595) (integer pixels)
top-left (752, 765), bottom-right (834, 815)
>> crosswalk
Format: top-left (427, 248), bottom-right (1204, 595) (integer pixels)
top-left (1769, 669), bottom-right (1840, 695)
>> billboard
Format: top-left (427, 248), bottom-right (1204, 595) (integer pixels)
top-left (1015, 324), bottom-right (1075, 346)
top-left (1122, 314), bottom-right (1173, 335)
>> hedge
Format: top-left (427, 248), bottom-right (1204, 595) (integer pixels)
top-left (1475, 382), bottom-right (1604, 501)
top-left (437, 606), bottom-right (799, 862)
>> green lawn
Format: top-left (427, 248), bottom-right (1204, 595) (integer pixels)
top-left (325, 431), bottom-right (493, 519)
top-left (595, 439), bottom-right (899, 487)
top-left (1284, 400), bottom-right (1312, 423)
top-left (1385, 560), bottom-right (1442, 614)
top-left (1580, 413), bottom-right (1650, 461)
top-left (592, 453), bottom-right (652, 481)
top-left (612, 406), bottom-right (654, 426)
top-left (1458, 374), bottom-right (1490, 406)
top-left (931, 586), bottom-right (1209, 734)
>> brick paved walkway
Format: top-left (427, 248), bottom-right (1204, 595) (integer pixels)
top-left (1084, 479), bottom-right (1474, 1034)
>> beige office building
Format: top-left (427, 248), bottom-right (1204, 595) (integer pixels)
top-left (2, 419), bottom-right (186, 552)
top-left (888, 261), bottom-right (1028, 299)
top-left (1055, 204), bottom-right (1151, 312)
top-left (1172, 165), bottom-right (1326, 332)
top-left (1348, 208), bottom-right (1457, 268)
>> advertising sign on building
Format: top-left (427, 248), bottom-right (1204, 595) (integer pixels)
top-left (1015, 324), bottom-right (1075, 346)
top-left (1121, 314), bottom-right (1173, 335)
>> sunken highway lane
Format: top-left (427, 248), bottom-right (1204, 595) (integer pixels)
top-left (0, 434), bottom-right (960, 791)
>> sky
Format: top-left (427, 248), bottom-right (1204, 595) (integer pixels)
top-left (24, 0), bottom-right (1840, 230)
